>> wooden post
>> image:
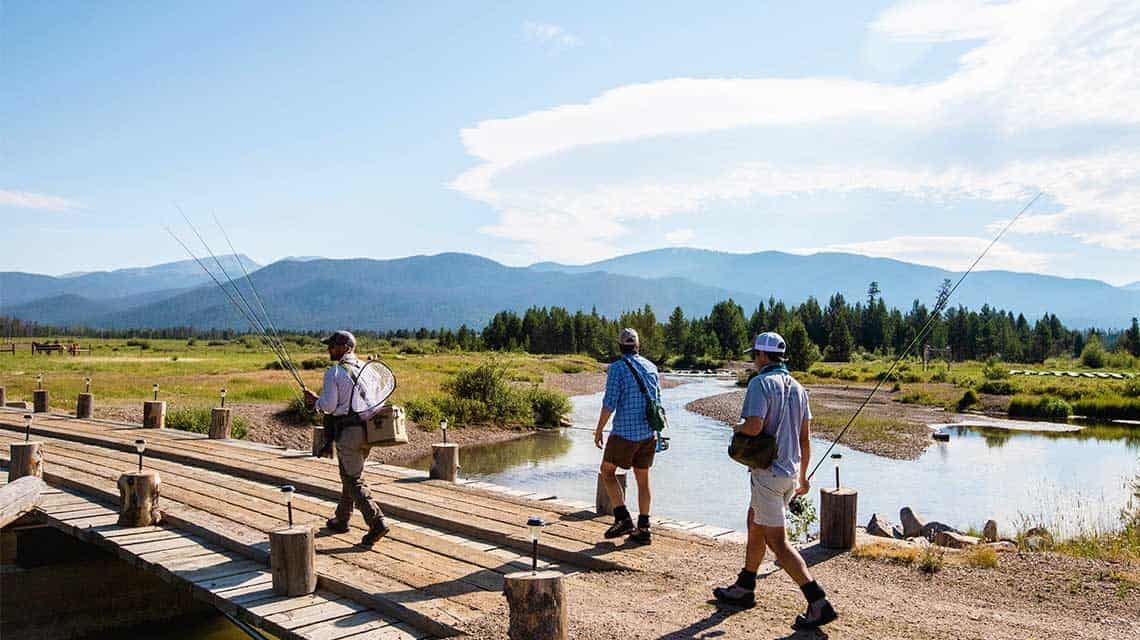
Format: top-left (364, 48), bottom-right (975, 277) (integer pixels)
top-left (595, 471), bottom-right (627, 516)
top-left (142, 401), bottom-right (166, 428)
top-left (209, 408), bottom-right (232, 439)
top-left (503, 571), bottom-right (568, 640)
top-left (8, 442), bottom-right (43, 482)
top-left (311, 426), bottom-right (333, 458)
top-left (0, 386), bottom-right (6, 407)
top-left (270, 526), bottom-right (317, 596)
top-left (429, 443), bottom-right (459, 482)
top-left (117, 471), bottom-right (161, 527)
top-left (32, 390), bottom-right (49, 413)
top-left (819, 487), bottom-right (858, 550)
top-left (76, 393), bottom-right (94, 419)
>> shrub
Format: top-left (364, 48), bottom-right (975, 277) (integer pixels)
top-left (1122, 379), bottom-right (1140, 398)
top-left (557, 363), bottom-right (587, 374)
top-left (963, 545), bottom-right (998, 569)
top-left (957, 389), bottom-right (980, 411)
top-left (809, 366), bottom-right (834, 379)
top-left (526, 388), bottom-right (571, 427)
top-left (1071, 395), bottom-right (1140, 420)
top-left (282, 398), bottom-right (320, 425)
top-left (835, 369), bottom-right (859, 381)
top-left (900, 391), bottom-right (934, 405)
top-left (930, 369), bottom-right (948, 383)
top-left (265, 360), bottom-right (284, 370)
top-left (1007, 395), bottom-right (1072, 419)
top-left (300, 358), bottom-right (327, 370)
top-left (917, 544), bottom-right (945, 574)
top-left (166, 407), bottom-right (249, 439)
top-left (207, 340), bottom-right (228, 346)
top-left (405, 397), bottom-right (445, 428)
top-left (186, 338), bottom-right (197, 346)
top-left (1081, 335), bottom-right (1107, 369)
top-left (126, 339), bottom-right (151, 350)
top-left (891, 381), bottom-right (902, 392)
top-left (982, 359), bottom-right (1009, 380)
top-left (978, 380), bottom-right (1015, 395)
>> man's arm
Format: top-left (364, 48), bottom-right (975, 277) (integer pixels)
top-left (313, 368), bottom-right (339, 414)
top-left (736, 415), bottom-right (764, 436)
top-left (736, 380), bottom-right (767, 436)
top-left (594, 407), bottom-right (613, 449)
top-left (796, 416), bottom-right (812, 495)
top-left (596, 364), bottom-right (621, 448)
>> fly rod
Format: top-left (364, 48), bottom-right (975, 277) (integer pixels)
top-left (805, 190), bottom-right (1044, 481)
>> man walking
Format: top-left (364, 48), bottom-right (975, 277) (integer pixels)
top-left (713, 331), bottom-right (837, 630)
top-left (303, 330), bottom-right (389, 546)
top-left (593, 328), bottom-right (660, 544)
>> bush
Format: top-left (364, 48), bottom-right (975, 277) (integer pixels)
top-left (186, 338), bottom-right (197, 346)
top-left (265, 360), bottom-right (284, 370)
top-left (526, 388), bottom-right (571, 427)
top-left (207, 340), bottom-right (228, 346)
top-left (300, 358), bottom-right (327, 370)
top-left (957, 389), bottom-right (980, 411)
top-left (1008, 395), bottom-right (1072, 419)
top-left (917, 544), bottom-right (945, 574)
top-left (1071, 395), bottom-right (1140, 420)
top-left (963, 545), bottom-right (999, 569)
top-left (126, 339), bottom-right (151, 350)
top-left (982, 359), bottom-right (1009, 380)
top-left (405, 397), bottom-right (445, 428)
top-left (930, 369), bottom-right (948, 383)
top-left (978, 380), bottom-right (1015, 395)
top-left (809, 366), bottom-right (834, 379)
top-left (900, 391), bottom-right (934, 404)
top-left (557, 363), bottom-right (587, 374)
top-left (1081, 335), bottom-right (1107, 369)
top-left (1122, 379), bottom-right (1140, 398)
top-left (283, 398), bottom-right (320, 425)
top-left (166, 407), bottom-right (249, 439)
top-left (835, 369), bottom-right (859, 381)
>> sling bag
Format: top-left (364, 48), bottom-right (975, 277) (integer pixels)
top-left (621, 356), bottom-right (667, 433)
top-left (728, 363), bottom-right (790, 469)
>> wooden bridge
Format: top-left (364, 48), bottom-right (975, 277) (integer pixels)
top-left (0, 406), bottom-right (731, 639)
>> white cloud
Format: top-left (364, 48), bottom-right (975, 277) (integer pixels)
top-left (665, 228), bottom-right (694, 245)
top-left (796, 235), bottom-right (1052, 273)
top-left (0, 189), bottom-right (81, 212)
top-left (522, 21), bottom-right (581, 51)
top-left (456, 1), bottom-right (1140, 263)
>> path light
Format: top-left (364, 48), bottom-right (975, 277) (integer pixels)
top-left (220, 388), bottom-right (227, 408)
top-left (36, 374), bottom-right (43, 390)
top-left (440, 419), bottom-right (448, 445)
top-left (280, 485), bottom-right (296, 526)
top-left (135, 439), bottom-right (146, 472)
top-left (85, 377), bottom-right (91, 393)
top-left (24, 414), bottom-right (32, 441)
top-left (152, 383), bottom-right (159, 401)
top-left (526, 516), bottom-right (546, 574)
top-left (831, 453), bottom-right (842, 489)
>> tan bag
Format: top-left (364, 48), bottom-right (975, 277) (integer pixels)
top-left (366, 405), bottom-right (409, 446)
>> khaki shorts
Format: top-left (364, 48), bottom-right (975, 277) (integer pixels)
top-left (603, 434), bottom-right (656, 469)
top-left (750, 469), bottom-right (797, 527)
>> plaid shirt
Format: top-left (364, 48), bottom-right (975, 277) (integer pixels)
top-left (602, 354), bottom-right (660, 442)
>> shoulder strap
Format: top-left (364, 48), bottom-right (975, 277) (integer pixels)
top-left (620, 356), bottom-right (651, 399)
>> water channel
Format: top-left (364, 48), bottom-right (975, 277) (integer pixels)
top-left (415, 377), bottom-right (1139, 537)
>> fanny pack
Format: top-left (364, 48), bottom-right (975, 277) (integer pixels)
top-left (728, 363), bottom-right (788, 470)
top-left (621, 356), bottom-right (667, 433)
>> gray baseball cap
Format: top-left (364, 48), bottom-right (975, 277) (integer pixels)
top-left (619, 328), bottom-right (639, 346)
top-left (321, 330), bottom-right (356, 348)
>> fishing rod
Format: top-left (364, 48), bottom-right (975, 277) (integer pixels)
top-left (176, 208), bottom-right (305, 387)
top-left (805, 190), bottom-right (1044, 481)
top-left (165, 226), bottom-right (308, 396)
top-left (211, 211), bottom-right (301, 382)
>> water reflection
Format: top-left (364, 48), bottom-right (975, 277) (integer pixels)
top-left (951, 423), bottom-right (1140, 449)
top-left (411, 429), bottom-right (573, 475)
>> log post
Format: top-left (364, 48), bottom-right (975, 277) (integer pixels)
top-left (819, 487), bottom-right (858, 550)
top-left (32, 390), bottom-right (49, 413)
top-left (209, 408), bottom-right (232, 439)
top-left (117, 471), bottom-right (161, 527)
top-left (429, 443), bottom-right (459, 482)
top-left (8, 442), bottom-right (43, 482)
top-left (0, 386), bottom-right (6, 407)
top-left (270, 526), bottom-right (317, 596)
top-left (503, 570), bottom-right (568, 640)
top-left (311, 426), bottom-right (333, 458)
top-left (595, 471), bottom-right (627, 516)
top-left (76, 393), bottom-right (94, 419)
top-left (142, 401), bottom-right (166, 428)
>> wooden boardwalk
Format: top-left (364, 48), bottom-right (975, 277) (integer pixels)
top-left (0, 407), bottom-right (720, 637)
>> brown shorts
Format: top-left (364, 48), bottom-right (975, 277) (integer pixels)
top-left (603, 434), bottom-right (656, 470)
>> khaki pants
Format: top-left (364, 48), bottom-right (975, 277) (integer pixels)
top-left (334, 426), bottom-right (383, 526)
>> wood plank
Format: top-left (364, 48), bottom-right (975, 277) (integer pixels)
top-left (293, 611), bottom-right (392, 640)
top-left (267, 598), bottom-right (369, 630)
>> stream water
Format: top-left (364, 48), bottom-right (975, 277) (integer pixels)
top-left (415, 378), bottom-right (1140, 536)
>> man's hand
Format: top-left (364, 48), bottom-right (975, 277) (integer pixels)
top-left (303, 389), bottom-right (318, 409)
top-left (594, 428), bottom-right (605, 449)
top-left (795, 476), bottom-right (811, 496)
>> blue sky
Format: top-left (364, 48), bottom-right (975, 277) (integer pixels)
top-left (2, 1), bottom-right (1138, 285)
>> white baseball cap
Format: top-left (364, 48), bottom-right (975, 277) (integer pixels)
top-left (619, 328), bottom-right (640, 346)
top-left (744, 331), bottom-right (786, 356)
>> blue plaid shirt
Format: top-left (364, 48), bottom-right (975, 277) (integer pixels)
top-left (602, 354), bottom-right (660, 442)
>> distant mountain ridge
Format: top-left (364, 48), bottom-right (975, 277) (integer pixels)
top-left (1, 250), bottom-right (1136, 330)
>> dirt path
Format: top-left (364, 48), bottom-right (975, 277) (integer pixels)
top-left (687, 384), bottom-right (950, 459)
top-left (462, 537), bottom-right (1139, 639)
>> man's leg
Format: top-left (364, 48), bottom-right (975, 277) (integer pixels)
top-left (337, 427), bottom-right (387, 544)
top-left (761, 525), bottom-right (837, 629)
top-left (713, 507), bottom-right (764, 607)
top-left (745, 507), bottom-right (767, 572)
top-left (630, 465), bottom-right (652, 543)
top-left (600, 461), bottom-right (626, 512)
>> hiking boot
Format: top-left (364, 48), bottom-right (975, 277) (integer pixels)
top-left (326, 518), bottom-right (349, 534)
top-left (629, 526), bottom-right (652, 544)
top-left (712, 584), bottom-right (755, 608)
top-left (360, 520), bottom-right (390, 546)
top-left (792, 598), bottom-right (838, 630)
top-left (604, 517), bottom-right (634, 539)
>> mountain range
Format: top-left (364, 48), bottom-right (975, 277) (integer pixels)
top-left (1, 249), bottom-right (1136, 331)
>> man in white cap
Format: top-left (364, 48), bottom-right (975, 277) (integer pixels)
top-left (713, 331), bottom-right (837, 630)
top-left (593, 327), bottom-right (661, 543)
top-left (303, 330), bottom-right (389, 546)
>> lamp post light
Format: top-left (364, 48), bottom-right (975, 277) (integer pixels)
top-left (526, 516), bottom-right (546, 574)
top-left (152, 384), bottom-right (159, 401)
top-left (280, 485), bottom-right (296, 526)
top-left (135, 439), bottom-right (146, 472)
top-left (831, 453), bottom-right (842, 489)
top-left (220, 388), bottom-right (227, 408)
top-left (85, 377), bottom-right (92, 393)
top-left (440, 419), bottom-right (448, 445)
top-left (24, 414), bottom-right (32, 441)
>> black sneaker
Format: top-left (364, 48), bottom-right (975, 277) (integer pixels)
top-left (629, 526), bottom-right (651, 544)
top-left (361, 520), bottom-right (390, 546)
top-left (792, 598), bottom-right (838, 630)
top-left (712, 584), bottom-right (756, 608)
top-left (604, 517), bottom-right (634, 539)
top-left (326, 518), bottom-right (349, 533)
